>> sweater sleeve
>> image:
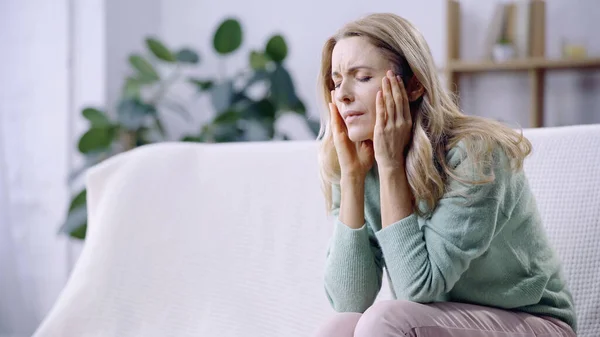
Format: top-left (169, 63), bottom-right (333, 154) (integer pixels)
top-left (323, 184), bottom-right (384, 312)
top-left (375, 147), bottom-right (509, 303)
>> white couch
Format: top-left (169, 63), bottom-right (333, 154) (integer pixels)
top-left (34, 124), bottom-right (600, 337)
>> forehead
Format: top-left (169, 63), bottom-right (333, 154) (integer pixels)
top-left (331, 36), bottom-right (388, 71)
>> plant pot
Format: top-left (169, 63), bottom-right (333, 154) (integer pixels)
top-left (492, 44), bottom-right (515, 62)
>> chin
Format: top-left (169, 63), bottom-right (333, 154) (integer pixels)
top-left (347, 127), bottom-right (373, 143)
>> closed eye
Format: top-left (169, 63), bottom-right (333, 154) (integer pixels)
top-left (333, 76), bottom-right (372, 89)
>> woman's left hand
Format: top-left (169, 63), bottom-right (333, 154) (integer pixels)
top-left (373, 70), bottom-right (413, 171)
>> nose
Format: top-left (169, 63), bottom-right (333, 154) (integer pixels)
top-left (335, 80), bottom-right (354, 104)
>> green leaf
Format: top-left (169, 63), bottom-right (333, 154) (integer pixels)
top-left (175, 48), bottom-right (200, 64)
top-left (129, 54), bottom-right (160, 81)
top-left (213, 110), bottom-right (240, 124)
top-left (213, 18), bottom-right (243, 55)
top-left (181, 135), bottom-right (204, 142)
top-left (270, 64), bottom-right (301, 112)
top-left (135, 127), bottom-right (153, 146)
top-left (189, 78), bottom-right (214, 91)
top-left (123, 77), bottom-right (142, 98)
top-left (70, 224), bottom-right (88, 240)
top-left (154, 116), bottom-right (167, 138)
top-left (306, 119), bottom-right (321, 136)
top-left (231, 91), bottom-right (251, 106)
top-left (244, 99), bottom-right (276, 120)
top-left (117, 98), bottom-right (157, 130)
top-left (146, 37), bottom-right (176, 62)
top-left (210, 81), bottom-right (234, 114)
top-left (291, 99), bottom-right (307, 116)
top-left (250, 51), bottom-right (269, 70)
top-left (78, 127), bottom-right (114, 153)
top-left (212, 123), bottom-right (243, 142)
top-left (242, 119), bottom-right (274, 141)
top-left (136, 73), bottom-right (160, 84)
top-left (59, 204), bottom-right (87, 239)
top-left (82, 108), bottom-right (111, 128)
top-left (68, 189), bottom-right (87, 212)
top-left (244, 70), bottom-right (269, 91)
top-left (265, 35), bottom-right (288, 63)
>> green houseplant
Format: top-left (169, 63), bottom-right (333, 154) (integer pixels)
top-left (62, 17), bottom-right (319, 240)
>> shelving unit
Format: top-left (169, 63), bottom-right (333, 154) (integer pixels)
top-left (445, 0), bottom-right (600, 127)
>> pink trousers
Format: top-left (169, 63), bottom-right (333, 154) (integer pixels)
top-left (313, 300), bottom-right (576, 337)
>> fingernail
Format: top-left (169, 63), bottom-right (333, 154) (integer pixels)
top-left (396, 75), bottom-right (401, 82)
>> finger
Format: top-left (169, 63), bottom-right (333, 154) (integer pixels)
top-left (375, 90), bottom-right (386, 132)
top-left (329, 103), bottom-right (346, 142)
top-left (396, 75), bottom-right (412, 124)
top-left (389, 73), bottom-right (405, 126)
top-left (382, 74), bottom-right (395, 126)
top-left (328, 102), bottom-right (338, 133)
top-left (330, 102), bottom-right (350, 151)
top-left (329, 91), bottom-right (341, 132)
top-left (329, 91), bottom-right (352, 145)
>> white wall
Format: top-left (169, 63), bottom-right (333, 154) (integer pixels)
top-left (106, 0), bottom-right (161, 109)
top-left (0, 0), bottom-right (105, 335)
top-left (67, 0), bottom-right (108, 267)
top-left (0, 0), bottom-right (71, 335)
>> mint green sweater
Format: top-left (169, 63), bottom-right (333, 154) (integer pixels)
top-left (324, 144), bottom-right (577, 331)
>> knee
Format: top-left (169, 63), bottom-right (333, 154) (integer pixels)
top-left (313, 312), bottom-right (362, 337)
top-left (354, 300), bottom-right (427, 337)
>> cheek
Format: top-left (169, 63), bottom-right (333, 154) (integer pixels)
top-left (365, 87), bottom-right (381, 112)
top-left (354, 81), bottom-right (383, 114)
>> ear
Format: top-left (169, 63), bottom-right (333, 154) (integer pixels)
top-left (405, 75), bottom-right (425, 102)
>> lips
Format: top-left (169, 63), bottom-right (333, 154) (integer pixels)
top-left (343, 111), bottom-right (364, 123)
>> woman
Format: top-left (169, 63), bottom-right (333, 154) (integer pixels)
top-left (313, 13), bottom-right (576, 337)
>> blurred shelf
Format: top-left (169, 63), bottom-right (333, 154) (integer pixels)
top-left (447, 57), bottom-right (600, 73)
top-left (445, 0), bottom-right (599, 128)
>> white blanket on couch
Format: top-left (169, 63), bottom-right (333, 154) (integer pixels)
top-left (34, 124), bottom-right (600, 337)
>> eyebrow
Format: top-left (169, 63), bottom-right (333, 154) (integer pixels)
top-left (331, 66), bottom-right (375, 78)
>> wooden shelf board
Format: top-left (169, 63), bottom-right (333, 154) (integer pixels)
top-left (447, 57), bottom-right (600, 73)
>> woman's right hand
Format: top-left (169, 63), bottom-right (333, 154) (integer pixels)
top-left (329, 90), bottom-right (375, 181)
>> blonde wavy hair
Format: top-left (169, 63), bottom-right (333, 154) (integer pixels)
top-left (317, 13), bottom-right (532, 215)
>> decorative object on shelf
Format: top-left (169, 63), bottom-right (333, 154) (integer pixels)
top-left (561, 38), bottom-right (588, 59)
top-left (492, 38), bottom-right (516, 62)
top-left (61, 17), bottom-right (319, 240)
top-left (483, 0), bottom-right (545, 61)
